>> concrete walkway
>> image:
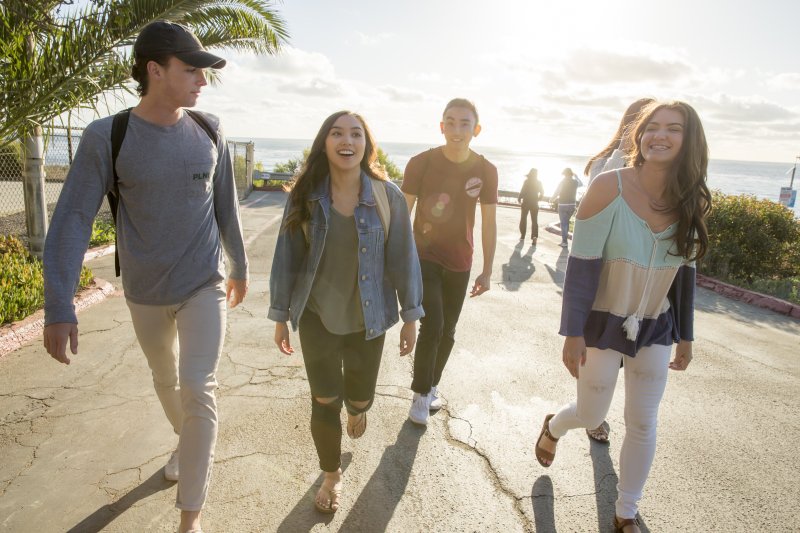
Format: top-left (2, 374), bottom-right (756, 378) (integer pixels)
top-left (1, 192), bottom-right (799, 532)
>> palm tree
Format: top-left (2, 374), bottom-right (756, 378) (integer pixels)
top-left (0, 0), bottom-right (289, 255)
top-left (0, 0), bottom-right (290, 144)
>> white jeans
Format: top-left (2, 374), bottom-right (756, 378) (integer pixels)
top-left (126, 283), bottom-right (227, 511)
top-left (548, 344), bottom-right (671, 519)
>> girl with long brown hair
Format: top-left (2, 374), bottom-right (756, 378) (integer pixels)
top-left (268, 111), bottom-right (423, 514)
top-left (536, 101), bottom-right (710, 532)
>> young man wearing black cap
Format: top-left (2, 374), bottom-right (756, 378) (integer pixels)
top-left (43, 21), bottom-right (248, 533)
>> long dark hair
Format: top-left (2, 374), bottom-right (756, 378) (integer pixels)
top-left (630, 101), bottom-right (711, 261)
top-left (584, 98), bottom-right (655, 176)
top-left (283, 111), bottom-right (386, 232)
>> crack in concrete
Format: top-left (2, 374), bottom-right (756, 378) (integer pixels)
top-left (215, 451), bottom-right (290, 464)
top-left (440, 407), bottom-right (533, 532)
top-left (389, 357), bottom-right (533, 530)
top-left (80, 320), bottom-right (127, 336)
top-left (0, 419), bottom-right (52, 499)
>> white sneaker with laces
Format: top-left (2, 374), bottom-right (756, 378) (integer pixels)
top-left (408, 393), bottom-right (430, 425)
top-left (164, 449), bottom-right (179, 481)
top-left (429, 386), bottom-right (443, 410)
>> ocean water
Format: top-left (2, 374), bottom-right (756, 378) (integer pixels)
top-left (235, 137), bottom-right (800, 216)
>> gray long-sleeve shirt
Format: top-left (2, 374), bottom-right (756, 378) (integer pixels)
top-left (43, 110), bottom-right (248, 325)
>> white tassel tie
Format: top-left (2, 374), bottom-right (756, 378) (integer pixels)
top-left (623, 223), bottom-right (668, 343)
top-left (622, 314), bottom-right (640, 341)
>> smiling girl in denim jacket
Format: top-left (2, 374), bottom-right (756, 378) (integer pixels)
top-left (268, 111), bottom-right (423, 514)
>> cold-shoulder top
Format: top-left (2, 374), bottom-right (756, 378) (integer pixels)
top-left (559, 170), bottom-right (695, 357)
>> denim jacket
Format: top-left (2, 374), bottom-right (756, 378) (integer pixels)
top-left (268, 172), bottom-right (424, 340)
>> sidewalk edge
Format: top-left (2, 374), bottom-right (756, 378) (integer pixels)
top-left (0, 278), bottom-right (116, 359)
top-left (696, 274), bottom-right (800, 319)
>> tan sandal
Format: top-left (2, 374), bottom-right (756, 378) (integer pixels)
top-left (586, 420), bottom-right (610, 443)
top-left (535, 414), bottom-right (558, 467)
top-left (314, 485), bottom-right (342, 514)
top-left (346, 411), bottom-right (367, 439)
top-left (614, 516), bottom-right (641, 533)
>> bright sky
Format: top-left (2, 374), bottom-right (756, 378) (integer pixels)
top-left (129, 0), bottom-right (800, 162)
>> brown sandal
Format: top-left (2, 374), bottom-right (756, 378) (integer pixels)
top-left (346, 412), bottom-right (367, 439)
top-left (535, 414), bottom-right (558, 467)
top-left (614, 516), bottom-right (641, 533)
top-left (586, 420), bottom-right (610, 443)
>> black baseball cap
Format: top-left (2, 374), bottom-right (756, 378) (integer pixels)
top-left (134, 20), bottom-right (226, 69)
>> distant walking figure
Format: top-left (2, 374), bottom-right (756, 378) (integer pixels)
top-left (268, 111), bottom-right (423, 514)
top-left (518, 168), bottom-right (544, 243)
top-left (553, 168), bottom-right (582, 248)
top-left (43, 21), bottom-right (248, 533)
top-left (401, 98), bottom-right (498, 426)
top-left (535, 101), bottom-right (711, 533)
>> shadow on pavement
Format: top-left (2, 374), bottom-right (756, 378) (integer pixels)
top-left (589, 435), bottom-right (650, 533)
top-left (545, 247), bottom-right (570, 290)
top-left (338, 420), bottom-right (425, 532)
top-left (66, 469), bottom-right (174, 533)
top-left (501, 240), bottom-right (537, 291)
top-left (531, 475), bottom-right (556, 531)
top-left (275, 452), bottom-right (353, 532)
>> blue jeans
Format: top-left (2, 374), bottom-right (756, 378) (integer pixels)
top-left (558, 204), bottom-right (575, 244)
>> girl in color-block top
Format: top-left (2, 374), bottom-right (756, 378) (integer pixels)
top-left (581, 97), bottom-right (655, 445)
top-left (536, 101), bottom-right (711, 533)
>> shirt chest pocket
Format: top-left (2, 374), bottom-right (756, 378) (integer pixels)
top-left (185, 160), bottom-right (215, 197)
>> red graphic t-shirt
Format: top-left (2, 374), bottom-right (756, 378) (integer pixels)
top-left (401, 147), bottom-right (498, 272)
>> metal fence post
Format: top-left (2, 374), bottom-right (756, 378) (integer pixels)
top-left (245, 142), bottom-right (254, 199)
top-left (23, 126), bottom-right (48, 258)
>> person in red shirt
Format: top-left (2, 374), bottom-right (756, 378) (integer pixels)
top-left (401, 98), bottom-right (498, 425)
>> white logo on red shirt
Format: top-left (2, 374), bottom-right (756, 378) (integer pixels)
top-left (465, 177), bottom-right (483, 198)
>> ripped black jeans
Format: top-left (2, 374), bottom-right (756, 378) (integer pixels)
top-left (299, 310), bottom-right (385, 472)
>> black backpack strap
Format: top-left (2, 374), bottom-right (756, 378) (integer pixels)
top-left (109, 107), bottom-right (131, 277)
top-left (185, 109), bottom-right (218, 145)
top-left (107, 109), bottom-right (218, 278)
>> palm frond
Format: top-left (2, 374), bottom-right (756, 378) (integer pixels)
top-left (0, 0), bottom-right (290, 144)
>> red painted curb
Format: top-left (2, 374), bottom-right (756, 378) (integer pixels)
top-left (695, 274), bottom-right (800, 319)
top-left (0, 278), bottom-right (116, 359)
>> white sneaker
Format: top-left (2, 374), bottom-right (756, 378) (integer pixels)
top-left (408, 393), bottom-right (430, 425)
top-left (559, 242), bottom-right (568, 248)
top-left (164, 449), bottom-right (179, 481)
top-left (429, 386), bottom-right (443, 410)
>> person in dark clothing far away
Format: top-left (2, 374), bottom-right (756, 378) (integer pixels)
top-left (518, 168), bottom-right (544, 244)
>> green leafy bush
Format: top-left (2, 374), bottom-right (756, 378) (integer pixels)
top-left (0, 141), bottom-right (23, 179)
top-left (0, 235), bottom-right (93, 325)
top-left (700, 191), bottom-right (800, 283)
top-left (274, 148), bottom-right (310, 175)
top-left (376, 147), bottom-right (402, 182)
top-left (89, 217), bottom-right (115, 246)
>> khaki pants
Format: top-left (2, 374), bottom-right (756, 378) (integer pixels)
top-left (126, 282), bottom-right (226, 511)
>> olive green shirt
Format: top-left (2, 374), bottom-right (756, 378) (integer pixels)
top-left (307, 207), bottom-right (364, 334)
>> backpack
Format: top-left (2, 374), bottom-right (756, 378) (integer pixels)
top-left (108, 108), bottom-right (218, 276)
top-left (301, 177), bottom-right (391, 244)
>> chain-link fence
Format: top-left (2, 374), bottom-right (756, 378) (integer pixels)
top-left (229, 140), bottom-right (254, 201)
top-left (1, 130), bottom-right (254, 241)
top-left (0, 128), bottom-right (97, 242)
